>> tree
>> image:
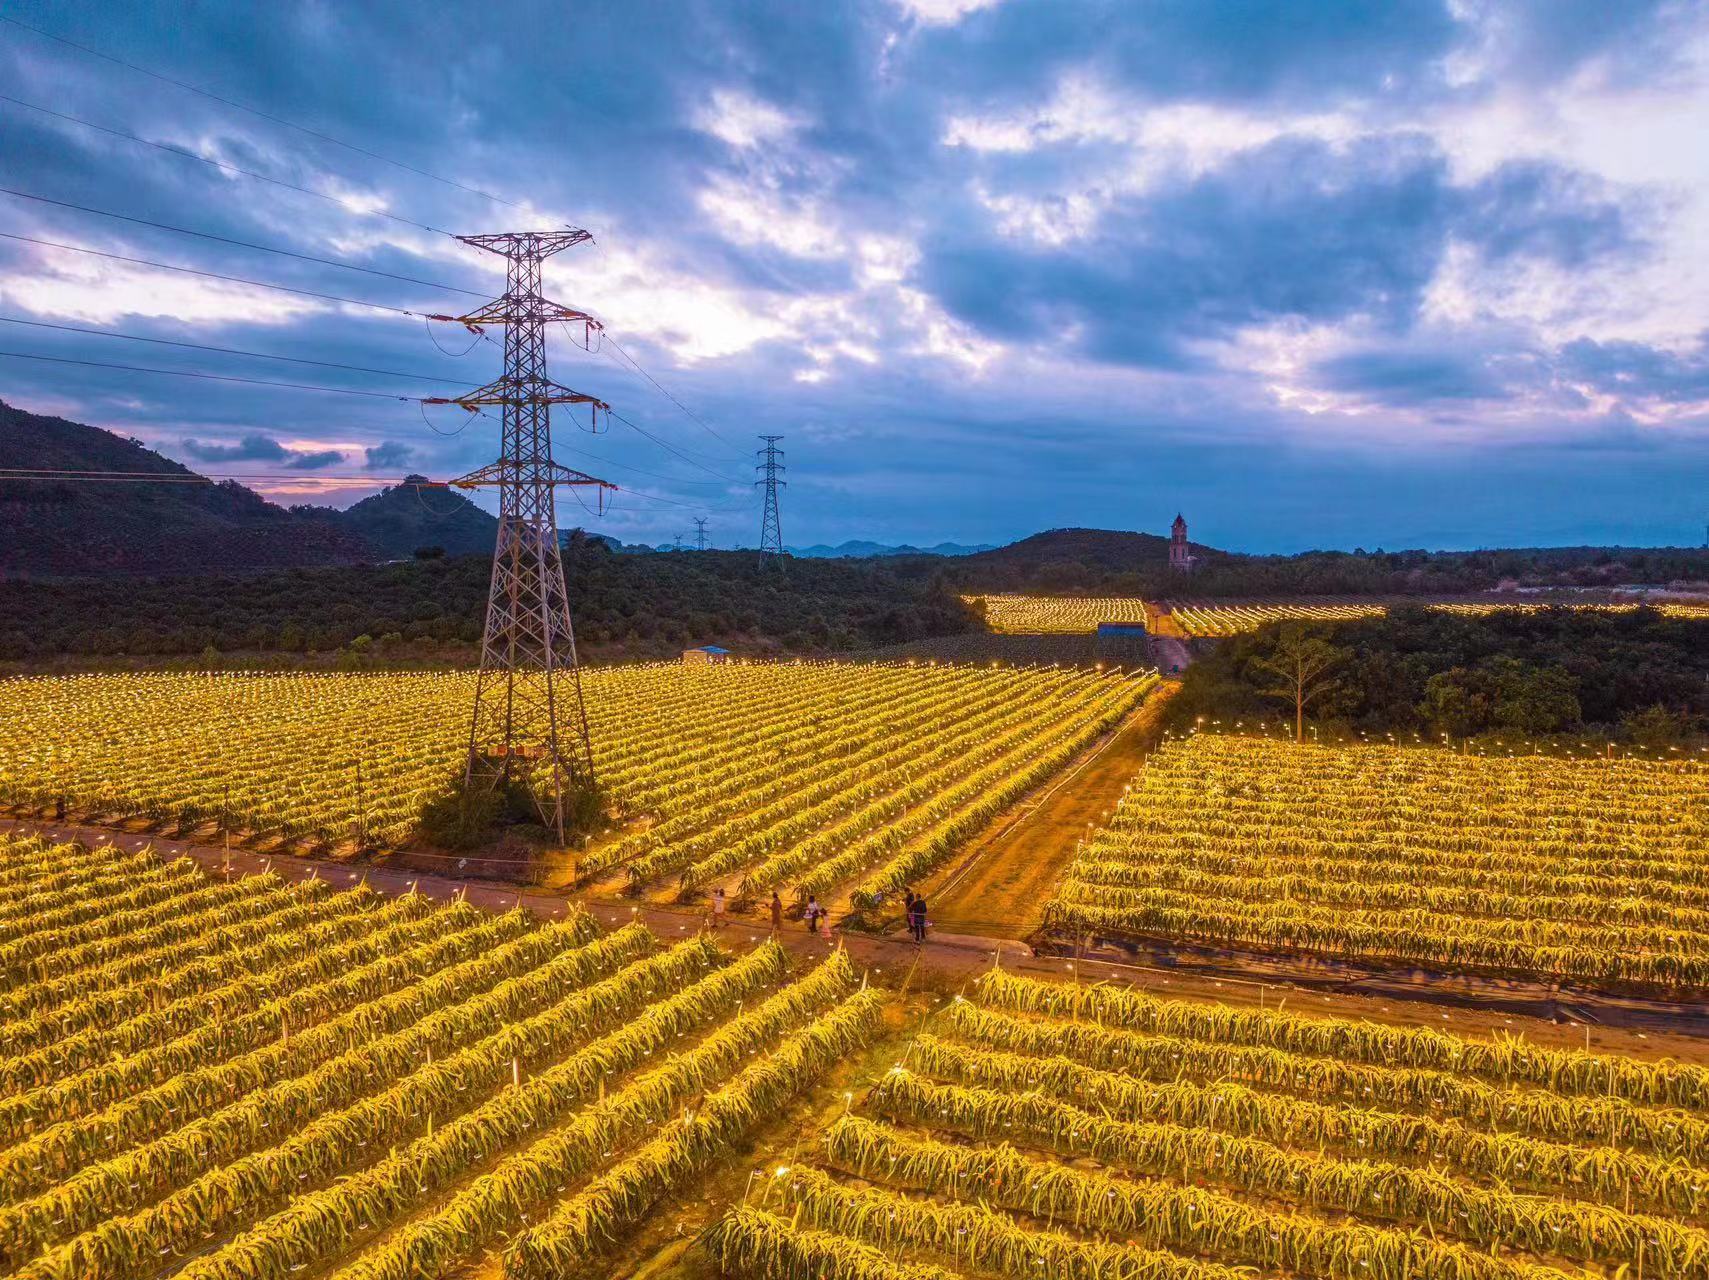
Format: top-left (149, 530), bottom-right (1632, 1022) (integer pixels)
top-left (1624, 703), bottom-right (1690, 747)
top-left (1489, 659), bottom-right (1580, 734)
top-left (1249, 626), bottom-right (1346, 743)
top-left (1419, 668), bottom-right (1490, 739)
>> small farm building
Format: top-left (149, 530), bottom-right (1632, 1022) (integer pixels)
top-left (682, 645), bottom-right (732, 665)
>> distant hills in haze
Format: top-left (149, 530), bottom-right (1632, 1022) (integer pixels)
top-left (0, 402), bottom-right (1007, 576)
top-left (792, 539), bottom-right (996, 558)
top-left (3, 401), bottom-right (1704, 594)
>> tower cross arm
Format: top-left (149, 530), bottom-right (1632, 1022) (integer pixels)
top-left (446, 461), bottom-right (616, 490)
top-left (441, 296), bottom-right (602, 330)
top-left (423, 376), bottom-right (610, 412)
top-left (457, 230), bottom-right (593, 256)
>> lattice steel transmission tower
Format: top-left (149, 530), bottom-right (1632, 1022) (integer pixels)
top-left (693, 516), bottom-right (710, 551)
top-left (755, 435), bottom-right (786, 565)
top-left (426, 230), bottom-right (616, 841)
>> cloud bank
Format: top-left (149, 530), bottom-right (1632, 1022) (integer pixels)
top-left (0, 0), bottom-right (1704, 551)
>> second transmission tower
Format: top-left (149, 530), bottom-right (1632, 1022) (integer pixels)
top-left (693, 516), bottom-right (710, 551)
top-left (756, 434), bottom-right (786, 566)
top-left (426, 230), bottom-right (616, 842)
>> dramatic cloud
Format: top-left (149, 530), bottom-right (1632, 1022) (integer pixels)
top-left (363, 441), bottom-right (415, 471)
top-left (0, 0), bottom-right (1704, 551)
top-left (179, 434), bottom-right (295, 464)
top-left (1557, 334), bottom-right (1709, 405)
top-left (285, 448), bottom-right (345, 470)
top-left (180, 434), bottom-right (344, 469)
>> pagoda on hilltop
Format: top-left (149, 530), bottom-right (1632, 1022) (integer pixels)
top-left (1169, 513), bottom-right (1196, 574)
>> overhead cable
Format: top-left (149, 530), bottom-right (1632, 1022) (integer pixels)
top-left (0, 314), bottom-right (468, 382)
top-left (0, 14), bottom-right (524, 210)
top-left (0, 93), bottom-right (452, 235)
top-left (0, 185), bottom-right (487, 295)
top-left (0, 230), bottom-right (431, 317)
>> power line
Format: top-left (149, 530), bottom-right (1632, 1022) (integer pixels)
top-left (0, 315), bottom-right (468, 382)
top-left (0, 463), bottom-right (754, 517)
top-left (464, 404), bottom-right (740, 491)
top-left (0, 93), bottom-right (452, 235)
top-left (0, 348), bottom-right (417, 399)
top-left (606, 408), bottom-right (749, 485)
top-left (0, 14), bottom-right (523, 211)
top-left (0, 230), bottom-right (432, 317)
top-left (599, 331), bottom-right (744, 455)
top-left (557, 446), bottom-right (739, 487)
top-left (609, 485), bottom-right (748, 511)
top-left (0, 186), bottom-right (486, 296)
top-left (0, 466), bottom-right (423, 484)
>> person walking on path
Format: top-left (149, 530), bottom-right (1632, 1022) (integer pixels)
top-left (804, 896), bottom-right (825, 934)
top-left (709, 887), bottom-right (728, 931)
top-left (770, 891), bottom-right (784, 936)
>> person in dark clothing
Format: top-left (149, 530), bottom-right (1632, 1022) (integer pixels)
top-left (770, 891), bottom-right (784, 936)
top-left (908, 895), bottom-right (928, 944)
top-left (805, 896), bottom-right (826, 934)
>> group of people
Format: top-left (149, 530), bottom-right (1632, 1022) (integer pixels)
top-left (702, 886), bottom-right (930, 942)
top-left (704, 888), bottom-right (828, 934)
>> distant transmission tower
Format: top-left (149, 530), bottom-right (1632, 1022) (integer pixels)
top-left (693, 516), bottom-right (710, 551)
top-left (425, 230), bottom-right (616, 841)
top-left (756, 435), bottom-right (786, 566)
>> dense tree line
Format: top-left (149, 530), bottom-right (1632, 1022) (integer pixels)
top-left (1170, 607), bottom-right (1709, 745)
top-left (0, 540), bottom-right (978, 666)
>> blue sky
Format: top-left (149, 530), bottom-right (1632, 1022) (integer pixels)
top-left (1, 0), bottom-right (1706, 553)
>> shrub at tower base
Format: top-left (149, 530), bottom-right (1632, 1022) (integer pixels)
top-left (417, 768), bottom-right (609, 861)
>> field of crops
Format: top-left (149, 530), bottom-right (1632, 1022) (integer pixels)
top-left (710, 966), bottom-right (1709, 1280)
top-left (0, 663), bottom-right (1156, 905)
top-left (1162, 600), bottom-right (1387, 635)
top-left (0, 833), bottom-right (885, 1280)
top-left (974, 594), bottom-right (1150, 634)
top-left (1045, 734), bottom-right (1709, 991)
top-left (972, 593), bottom-right (1709, 636)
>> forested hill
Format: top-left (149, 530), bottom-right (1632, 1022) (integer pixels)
top-left (0, 400), bottom-right (372, 576)
top-left (0, 541), bottom-right (980, 665)
top-left (901, 526), bottom-right (1709, 596)
top-left (294, 476), bottom-right (498, 559)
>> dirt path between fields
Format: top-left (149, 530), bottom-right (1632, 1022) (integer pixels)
top-left (7, 809), bottom-right (1709, 1057)
top-left (921, 682), bottom-right (1179, 939)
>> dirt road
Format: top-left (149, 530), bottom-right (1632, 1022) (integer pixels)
top-left (6, 810), bottom-right (1705, 1057)
top-left (922, 682), bottom-right (1179, 939)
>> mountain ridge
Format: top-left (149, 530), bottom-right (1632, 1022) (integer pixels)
top-left (0, 399), bottom-right (373, 578)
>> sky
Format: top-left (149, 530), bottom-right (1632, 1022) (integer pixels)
top-left (0, 1), bottom-right (1706, 554)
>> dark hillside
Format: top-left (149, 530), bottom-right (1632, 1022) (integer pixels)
top-left (0, 400), bottom-right (373, 577)
top-left (889, 526), bottom-right (1217, 594)
top-left (295, 476), bottom-right (497, 559)
top-left (899, 526), bottom-right (1709, 598)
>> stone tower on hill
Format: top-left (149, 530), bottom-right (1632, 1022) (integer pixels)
top-left (1169, 513), bottom-right (1196, 574)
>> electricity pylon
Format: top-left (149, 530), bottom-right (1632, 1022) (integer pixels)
top-left (756, 435), bottom-right (785, 566)
top-left (425, 230), bottom-right (616, 842)
top-left (693, 517), bottom-right (709, 551)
